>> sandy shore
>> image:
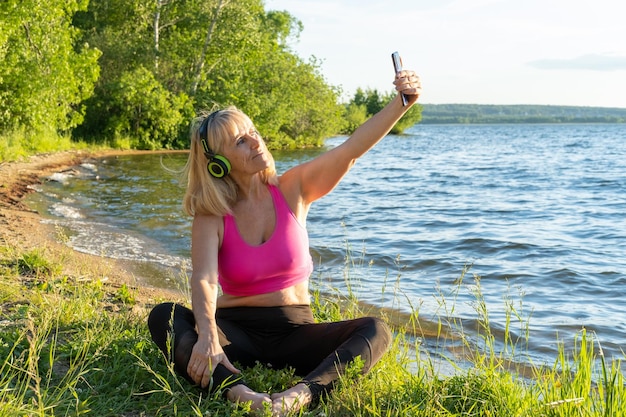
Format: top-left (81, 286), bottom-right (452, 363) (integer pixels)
top-left (0, 150), bottom-right (187, 306)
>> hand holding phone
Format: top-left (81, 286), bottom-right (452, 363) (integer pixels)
top-left (391, 51), bottom-right (409, 106)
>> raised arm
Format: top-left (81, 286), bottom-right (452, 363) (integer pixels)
top-left (283, 70), bottom-right (421, 207)
top-left (187, 214), bottom-right (239, 387)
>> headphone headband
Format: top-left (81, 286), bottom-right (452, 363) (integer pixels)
top-left (198, 110), bottom-right (221, 152)
top-left (198, 110), bottom-right (231, 178)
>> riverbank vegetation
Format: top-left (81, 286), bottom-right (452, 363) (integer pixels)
top-left (1, 242), bottom-right (623, 416)
top-left (8, 0), bottom-right (622, 161)
top-left (0, 0), bottom-right (421, 160)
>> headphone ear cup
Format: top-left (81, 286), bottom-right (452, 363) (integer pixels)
top-left (207, 154), bottom-right (231, 178)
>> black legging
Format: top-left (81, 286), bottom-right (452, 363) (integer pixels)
top-left (147, 302), bottom-right (391, 401)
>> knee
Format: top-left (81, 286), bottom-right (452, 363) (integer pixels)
top-left (367, 317), bottom-right (392, 351)
top-left (355, 316), bottom-right (392, 354)
top-left (148, 302), bottom-right (176, 332)
top-left (351, 317), bottom-right (392, 374)
top-left (147, 302), bottom-right (180, 353)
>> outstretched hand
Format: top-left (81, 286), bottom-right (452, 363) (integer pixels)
top-left (187, 339), bottom-right (240, 388)
top-left (394, 70), bottom-right (422, 105)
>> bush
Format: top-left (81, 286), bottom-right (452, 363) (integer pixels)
top-left (106, 67), bottom-right (194, 150)
top-left (77, 66), bottom-right (194, 149)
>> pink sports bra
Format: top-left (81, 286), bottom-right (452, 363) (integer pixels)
top-left (218, 185), bottom-right (313, 296)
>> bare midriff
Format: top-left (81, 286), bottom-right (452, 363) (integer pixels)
top-left (216, 280), bottom-right (310, 308)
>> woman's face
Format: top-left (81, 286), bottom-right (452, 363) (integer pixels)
top-left (220, 123), bottom-right (272, 176)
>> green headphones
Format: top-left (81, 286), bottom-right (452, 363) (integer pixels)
top-left (198, 111), bottom-right (231, 178)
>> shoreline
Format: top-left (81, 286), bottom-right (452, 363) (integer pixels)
top-left (0, 150), bottom-right (188, 307)
top-left (0, 149), bottom-right (443, 337)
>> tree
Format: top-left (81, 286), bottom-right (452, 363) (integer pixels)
top-left (0, 0), bottom-right (100, 133)
top-left (189, 0), bottom-right (225, 96)
top-left (73, 0), bottom-right (342, 149)
top-left (342, 103), bottom-right (368, 134)
top-left (1, 0), bottom-right (345, 149)
top-left (190, 4), bottom-right (343, 148)
top-left (105, 66), bottom-right (192, 149)
top-left (346, 88), bottom-right (422, 134)
top-left (353, 88), bottom-right (385, 116)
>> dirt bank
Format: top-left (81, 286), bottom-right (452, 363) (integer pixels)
top-left (0, 150), bottom-right (187, 306)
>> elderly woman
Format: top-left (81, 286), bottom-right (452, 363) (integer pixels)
top-left (148, 68), bottom-right (421, 415)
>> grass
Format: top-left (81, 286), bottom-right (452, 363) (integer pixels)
top-left (0, 129), bottom-right (79, 162)
top-left (1, 244), bottom-right (624, 416)
top-left (0, 129), bottom-right (127, 163)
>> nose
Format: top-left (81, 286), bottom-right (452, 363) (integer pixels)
top-left (248, 133), bottom-right (262, 149)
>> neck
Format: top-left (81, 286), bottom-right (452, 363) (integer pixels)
top-left (233, 174), bottom-right (265, 201)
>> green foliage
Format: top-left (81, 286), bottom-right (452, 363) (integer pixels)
top-left (353, 88), bottom-right (387, 116)
top-left (0, 0), bottom-right (100, 134)
top-left (344, 88), bottom-right (422, 135)
top-left (0, 248), bottom-right (63, 279)
top-left (393, 104), bottom-right (423, 134)
top-left (189, 2), bottom-right (343, 149)
top-left (342, 103), bottom-right (368, 134)
top-left (114, 283), bottom-right (137, 305)
top-left (101, 66), bottom-right (193, 149)
top-left (17, 250), bottom-right (56, 278)
top-left (229, 54), bottom-right (344, 149)
top-left (0, 127), bottom-right (83, 162)
top-left (439, 372), bottom-right (510, 415)
top-left (72, 0), bottom-right (343, 149)
top-left (4, 0), bottom-right (427, 152)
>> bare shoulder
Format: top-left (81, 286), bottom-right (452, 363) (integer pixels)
top-left (192, 214), bottom-right (224, 242)
top-left (192, 213), bottom-right (222, 228)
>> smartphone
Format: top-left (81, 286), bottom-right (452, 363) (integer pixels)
top-left (391, 51), bottom-right (409, 106)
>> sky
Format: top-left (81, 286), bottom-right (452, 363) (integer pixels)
top-left (264, 0), bottom-right (626, 108)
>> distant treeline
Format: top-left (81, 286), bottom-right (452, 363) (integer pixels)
top-left (420, 104), bottom-right (626, 124)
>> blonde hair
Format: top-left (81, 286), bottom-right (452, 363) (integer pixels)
top-left (182, 106), bottom-right (278, 217)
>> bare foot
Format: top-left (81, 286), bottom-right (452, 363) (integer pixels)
top-left (271, 383), bottom-right (312, 416)
top-left (226, 384), bottom-right (272, 412)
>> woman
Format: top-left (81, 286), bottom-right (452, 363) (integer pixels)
top-left (148, 68), bottom-right (421, 415)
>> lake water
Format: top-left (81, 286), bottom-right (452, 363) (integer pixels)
top-left (26, 123), bottom-right (626, 370)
